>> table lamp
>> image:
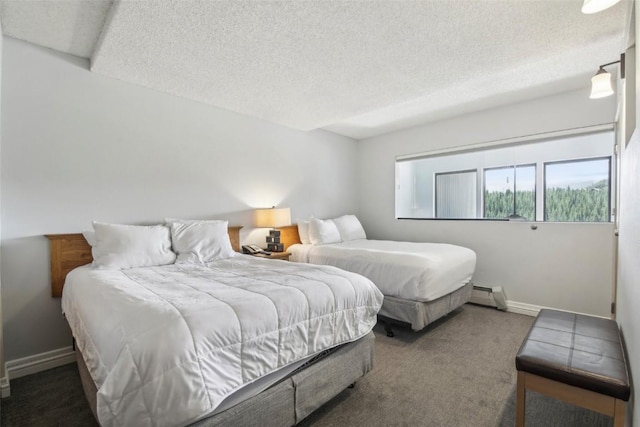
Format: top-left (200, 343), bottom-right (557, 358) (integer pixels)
top-left (254, 207), bottom-right (291, 252)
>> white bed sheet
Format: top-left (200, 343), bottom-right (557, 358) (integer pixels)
top-left (289, 240), bottom-right (476, 301)
top-left (61, 255), bottom-right (383, 427)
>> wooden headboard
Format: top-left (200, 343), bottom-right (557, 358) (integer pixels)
top-left (46, 226), bottom-right (243, 298)
top-left (279, 224), bottom-right (301, 251)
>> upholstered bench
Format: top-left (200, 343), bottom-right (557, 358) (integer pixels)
top-left (515, 309), bottom-right (630, 427)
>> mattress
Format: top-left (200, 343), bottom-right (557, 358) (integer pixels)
top-left (61, 255), bottom-right (383, 427)
top-left (289, 239), bottom-right (476, 301)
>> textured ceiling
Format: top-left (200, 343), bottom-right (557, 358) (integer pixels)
top-left (0, 0), bottom-right (630, 139)
top-left (0, 0), bottom-right (112, 58)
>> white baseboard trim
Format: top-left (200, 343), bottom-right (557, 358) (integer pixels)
top-left (5, 346), bottom-right (76, 384)
top-left (505, 301), bottom-right (542, 317)
top-left (485, 300), bottom-right (610, 319)
top-left (1, 374), bottom-right (10, 398)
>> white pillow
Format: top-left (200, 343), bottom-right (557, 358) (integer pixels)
top-left (164, 217), bottom-right (223, 225)
top-left (167, 220), bottom-right (235, 264)
top-left (332, 215), bottom-right (367, 241)
top-left (308, 218), bottom-right (341, 245)
top-left (297, 219), bottom-right (311, 245)
top-left (92, 222), bottom-right (176, 269)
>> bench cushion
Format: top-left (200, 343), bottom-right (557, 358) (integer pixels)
top-left (516, 309), bottom-right (630, 401)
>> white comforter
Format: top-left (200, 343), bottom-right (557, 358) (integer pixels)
top-left (61, 256), bottom-right (383, 427)
top-left (289, 240), bottom-right (476, 301)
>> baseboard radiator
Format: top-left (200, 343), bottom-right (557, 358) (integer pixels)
top-left (470, 285), bottom-right (508, 311)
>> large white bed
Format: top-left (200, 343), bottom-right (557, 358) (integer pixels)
top-left (278, 216), bottom-right (477, 335)
top-left (48, 222), bottom-right (383, 427)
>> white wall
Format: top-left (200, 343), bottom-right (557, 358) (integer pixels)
top-left (614, 3), bottom-right (640, 423)
top-left (357, 89), bottom-right (618, 317)
top-left (0, 37), bottom-right (359, 361)
top-left (618, 113), bottom-right (639, 427)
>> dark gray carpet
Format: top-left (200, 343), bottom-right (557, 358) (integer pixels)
top-left (0, 360), bottom-right (97, 427)
top-left (0, 304), bottom-right (613, 426)
top-left (300, 304), bottom-right (612, 427)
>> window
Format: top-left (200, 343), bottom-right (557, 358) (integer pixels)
top-left (484, 165), bottom-right (535, 220)
top-left (544, 158), bottom-right (611, 222)
top-left (435, 170), bottom-right (477, 218)
top-left (395, 128), bottom-right (615, 222)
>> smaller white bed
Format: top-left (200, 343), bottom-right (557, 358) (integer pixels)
top-left (289, 239), bottom-right (476, 302)
top-left (279, 216), bottom-right (477, 334)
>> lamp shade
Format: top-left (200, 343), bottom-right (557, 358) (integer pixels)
top-left (590, 69), bottom-right (614, 99)
top-left (254, 207), bottom-right (291, 228)
top-left (581, 0), bottom-right (621, 14)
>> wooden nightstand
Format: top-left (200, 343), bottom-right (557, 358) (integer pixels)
top-left (250, 252), bottom-right (291, 261)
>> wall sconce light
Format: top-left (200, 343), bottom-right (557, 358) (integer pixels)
top-left (581, 0), bottom-right (621, 14)
top-left (589, 54), bottom-right (625, 99)
top-left (254, 207), bottom-right (291, 252)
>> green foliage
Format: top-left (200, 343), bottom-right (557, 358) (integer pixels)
top-left (544, 183), bottom-right (609, 222)
top-left (484, 180), bottom-right (609, 222)
top-left (484, 190), bottom-right (535, 220)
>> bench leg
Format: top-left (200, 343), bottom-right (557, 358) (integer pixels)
top-left (516, 371), bottom-right (526, 427)
top-left (613, 399), bottom-right (626, 427)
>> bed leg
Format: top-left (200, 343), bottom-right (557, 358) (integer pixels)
top-left (384, 323), bottom-right (394, 338)
top-left (348, 383), bottom-right (355, 389)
